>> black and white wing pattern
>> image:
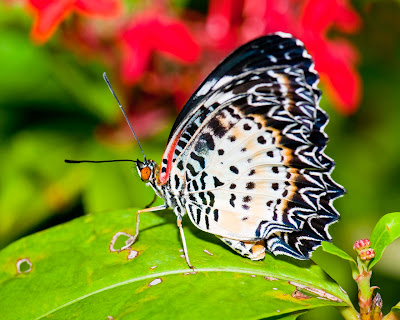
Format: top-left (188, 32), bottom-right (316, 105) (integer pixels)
top-left (158, 32), bottom-right (345, 260)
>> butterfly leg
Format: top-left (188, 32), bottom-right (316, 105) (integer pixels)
top-left (144, 194), bottom-right (158, 208)
top-left (177, 218), bottom-right (194, 269)
top-left (217, 237), bottom-right (266, 260)
top-left (120, 204), bottom-right (167, 251)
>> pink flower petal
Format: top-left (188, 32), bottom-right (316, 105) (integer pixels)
top-left (333, 0), bottom-right (361, 33)
top-left (206, 0), bottom-right (245, 41)
top-left (262, 0), bottom-right (298, 35)
top-left (119, 14), bottom-right (200, 84)
top-left (301, 0), bottom-right (361, 34)
top-left (120, 43), bottom-right (152, 85)
top-left (313, 39), bottom-right (361, 114)
top-left (301, 0), bottom-right (338, 33)
top-left (28, 0), bottom-right (121, 44)
top-left (28, 0), bottom-right (73, 43)
top-left (154, 22), bottom-right (200, 63)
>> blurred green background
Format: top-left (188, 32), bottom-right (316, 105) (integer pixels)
top-left (0, 0), bottom-right (399, 318)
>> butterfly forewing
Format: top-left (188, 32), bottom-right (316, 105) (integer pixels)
top-left (168, 32), bottom-right (321, 141)
top-left (158, 33), bottom-right (345, 260)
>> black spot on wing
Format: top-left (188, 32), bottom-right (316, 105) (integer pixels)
top-left (196, 208), bottom-right (201, 224)
top-left (190, 152), bottom-right (206, 169)
top-left (246, 182), bottom-right (255, 190)
top-left (213, 209), bottom-right (219, 222)
top-left (207, 191), bottom-right (215, 206)
top-left (230, 194), bottom-right (236, 207)
top-left (213, 176), bottom-right (224, 187)
top-left (186, 163), bottom-right (198, 177)
top-left (199, 192), bottom-right (207, 205)
top-left (230, 166), bottom-right (239, 174)
top-left (205, 215), bottom-right (210, 229)
top-left (243, 195), bottom-right (252, 203)
top-left (178, 140), bottom-right (186, 149)
top-left (200, 172), bottom-right (207, 190)
top-left (177, 161), bottom-right (184, 170)
top-left (174, 175), bottom-right (180, 189)
top-left (257, 136), bottom-right (266, 144)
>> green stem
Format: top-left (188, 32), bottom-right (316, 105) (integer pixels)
top-left (338, 306), bottom-right (360, 320)
top-left (354, 257), bottom-right (374, 318)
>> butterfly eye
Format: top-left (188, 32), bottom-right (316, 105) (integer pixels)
top-left (140, 167), bottom-right (152, 181)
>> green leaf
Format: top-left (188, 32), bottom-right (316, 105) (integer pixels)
top-left (318, 242), bottom-right (359, 285)
top-left (0, 210), bottom-right (353, 319)
top-left (369, 212), bottom-right (400, 269)
top-left (321, 242), bottom-right (356, 264)
top-left (385, 301), bottom-right (400, 320)
top-left (262, 310), bottom-right (307, 319)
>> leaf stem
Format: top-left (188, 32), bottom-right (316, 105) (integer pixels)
top-left (354, 257), bottom-right (373, 318)
top-left (338, 306), bottom-right (360, 320)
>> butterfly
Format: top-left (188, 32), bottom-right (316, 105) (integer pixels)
top-left (67, 32), bottom-right (345, 268)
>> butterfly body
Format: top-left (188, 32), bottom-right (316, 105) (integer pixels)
top-left (136, 32), bottom-right (345, 262)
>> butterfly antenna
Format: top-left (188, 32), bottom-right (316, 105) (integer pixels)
top-left (65, 159), bottom-right (137, 164)
top-left (103, 72), bottom-right (147, 162)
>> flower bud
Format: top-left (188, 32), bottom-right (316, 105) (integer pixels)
top-left (353, 239), bottom-right (371, 251)
top-left (360, 248), bottom-right (375, 261)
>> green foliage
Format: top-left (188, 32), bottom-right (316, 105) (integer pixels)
top-left (321, 242), bottom-right (356, 265)
top-left (369, 212), bottom-right (400, 269)
top-left (320, 242), bottom-right (359, 280)
top-left (0, 210), bottom-right (354, 320)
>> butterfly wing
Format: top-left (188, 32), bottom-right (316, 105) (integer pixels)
top-left (160, 33), bottom-right (345, 259)
top-left (168, 32), bottom-right (320, 142)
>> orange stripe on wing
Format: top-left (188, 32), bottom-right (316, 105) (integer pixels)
top-left (159, 132), bottom-right (182, 185)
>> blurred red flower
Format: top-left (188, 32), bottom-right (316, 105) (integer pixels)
top-left (119, 11), bottom-right (201, 85)
top-left (205, 0), bottom-right (362, 114)
top-left (27, 0), bottom-right (121, 44)
top-left (23, 0), bottom-right (363, 141)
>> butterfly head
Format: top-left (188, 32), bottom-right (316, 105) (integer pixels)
top-left (136, 159), bottom-right (158, 183)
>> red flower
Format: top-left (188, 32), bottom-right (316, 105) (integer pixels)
top-left (205, 0), bottom-right (362, 114)
top-left (119, 11), bottom-right (201, 85)
top-left (27, 0), bottom-right (121, 44)
top-left (299, 0), bottom-right (362, 114)
top-left (205, 0), bottom-right (245, 50)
